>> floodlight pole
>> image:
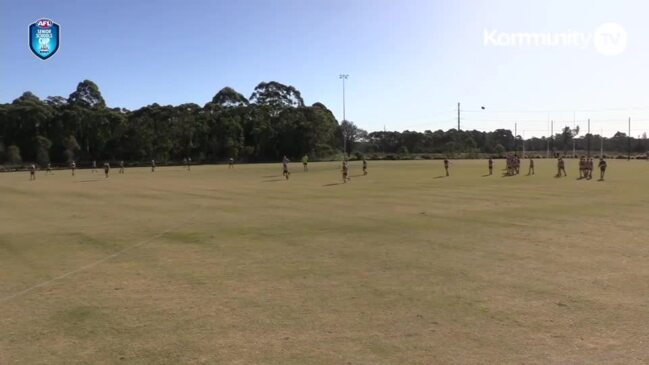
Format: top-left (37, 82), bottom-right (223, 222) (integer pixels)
top-left (339, 74), bottom-right (349, 157)
top-left (457, 102), bottom-right (461, 130)
top-left (628, 117), bottom-right (631, 160)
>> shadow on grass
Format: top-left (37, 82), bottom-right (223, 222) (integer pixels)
top-left (481, 174), bottom-right (492, 177)
top-left (434, 175), bottom-right (447, 179)
top-left (323, 182), bottom-right (345, 187)
top-left (75, 179), bottom-right (105, 183)
top-left (261, 179), bottom-right (285, 183)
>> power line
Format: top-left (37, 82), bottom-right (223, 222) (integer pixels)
top-left (460, 107), bottom-right (649, 113)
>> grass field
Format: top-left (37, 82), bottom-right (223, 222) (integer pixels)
top-left (1, 159), bottom-right (649, 364)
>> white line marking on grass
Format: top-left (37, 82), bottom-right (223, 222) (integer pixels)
top-left (0, 219), bottom-right (195, 304)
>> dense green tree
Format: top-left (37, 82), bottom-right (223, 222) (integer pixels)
top-left (250, 81), bottom-right (304, 109)
top-left (63, 135), bottom-right (81, 163)
top-left (35, 135), bottom-right (52, 166)
top-left (212, 87), bottom-right (249, 107)
top-left (559, 126), bottom-right (573, 155)
top-left (68, 80), bottom-right (106, 108)
top-left (340, 120), bottom-right (366, 156)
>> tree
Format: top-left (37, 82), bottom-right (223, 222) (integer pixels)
top-left (212, 87), bottom-right (249, 107)
top-left (45, 96), bottom-right (68, 106)
top-left (560, 126), bottom-right (573, 155)
top-left (488, 129), bottom-right (515, 151)
top-left (7, 145), bottom-right (22, 165)
top-left (245, 105), bottom-right (276, 160)
top-left (5, 91), bottom-right (54, 162)
top-left (494, 143), bottom-right (506, 157)
top-left (220, 112), bottom-right (244, 159)
top-left (63, 135), bottom-right (81, 163)
top-left (301, 103), bottom-right (339, 158)
top-left (249, 81), bottom-right (304, 109)
top-left (14, 91), bottom-right (41, 103)
top-left (340, 120), bottom-right (364, 156)
top-left (68, 80), bottom-right (106, 108)
top-left (35, 135), bottom-right (52, 166)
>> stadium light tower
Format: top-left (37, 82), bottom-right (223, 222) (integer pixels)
top-left (339, 74), bottom-right (349, 156)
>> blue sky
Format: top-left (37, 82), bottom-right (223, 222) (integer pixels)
top-left (2, 0), bottom-right (649, 137)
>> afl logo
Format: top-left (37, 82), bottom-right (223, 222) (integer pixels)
top-left (29, 18), bottom-right (60, 60)
top-left (37, 19), bottom-right (53, 28)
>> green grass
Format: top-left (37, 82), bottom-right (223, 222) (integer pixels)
top-left (1, 159), bottom-right (649, 364)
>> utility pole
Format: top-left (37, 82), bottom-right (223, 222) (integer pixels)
top-left (628, 117), bottom-right (631, 160)
top-left (546, 114), bottom-right (550, 158)
top-left (572, 112), bottom-right (576, 158)
top-left (339, 74), bottom-right (349, 157)
top-left (600, 128), bottom-right (604, 157)
top-left (457, 102), bottom-right (461, 131)
top-left (587, 118), bottom-right (591, 158)
top-left (551, 120), bottom-right (554, 157)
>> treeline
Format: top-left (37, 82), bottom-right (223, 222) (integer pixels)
top-left (0, 80), bottom-right (342, 166)
top-left (354, 127), bottom-right (649, 157)
top-left (1, 80), bottom-right (648, 166)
